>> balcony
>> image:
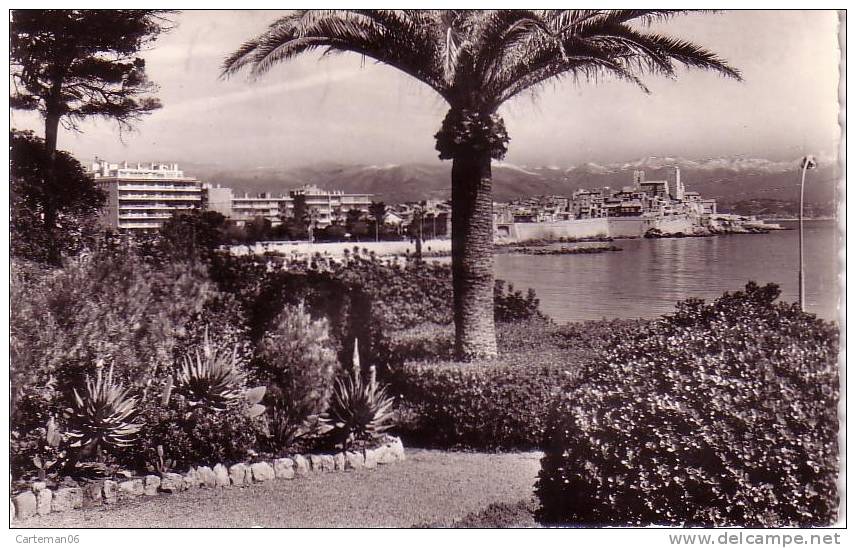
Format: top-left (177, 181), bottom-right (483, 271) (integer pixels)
top-left (118, 203), bottom-right (176, 210)
top-left (116, 184), bottom-right (201, 192)
top-left (118, 222), bottom-right (163, 229)
top-left (118, 213), bottom-right (174, 220)
top-left (119, 194), bottom-right (202, 201)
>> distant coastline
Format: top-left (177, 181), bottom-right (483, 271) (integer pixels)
top-left (759, 217), bottom-right (837, 222)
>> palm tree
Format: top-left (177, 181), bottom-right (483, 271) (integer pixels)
top-left (369, 200), bottom-right (387, 242)
top-left (222, 10), bottom-right (740, 359)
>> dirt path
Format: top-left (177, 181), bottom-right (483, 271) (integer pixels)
top-left (13, 450), bottom-right (542, 528)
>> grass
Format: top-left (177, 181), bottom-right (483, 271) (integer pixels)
top-left (12, 449), bottom-right (542, 528)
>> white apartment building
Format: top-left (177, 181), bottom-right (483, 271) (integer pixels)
top-left (91, 160), bottom-right (202, 233)
top-left (202, 183), bottom-right (234, 218)
top-left (231, 192), bottom-right (284, 225)
top-left (285, 184), bottom-right (373, 227)
top-left (203, 184), bottom-right (374, 227)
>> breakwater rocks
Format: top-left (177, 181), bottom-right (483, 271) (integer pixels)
top-left (644, 225), bottom-right (771, 239)
top-left (11, 436), bottom-right (405, 524)
top-left (499, 245), bottom-right (622, 256)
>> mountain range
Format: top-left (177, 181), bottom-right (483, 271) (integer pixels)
top-left (184, 155), bottom-right (840, 217)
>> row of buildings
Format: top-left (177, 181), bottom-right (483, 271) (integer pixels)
top-left (495, 167), bottom-right (717, 224)
top-left (90, 159), bottom-right (374, 233)
top-left (91, 159), bottom-right (717, 240)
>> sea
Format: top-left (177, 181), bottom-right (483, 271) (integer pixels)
top-left (493, 219), bottom-right (842, 324)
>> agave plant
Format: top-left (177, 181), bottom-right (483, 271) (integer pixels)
top-left (176, 329), bottom-right (245, 411)
top-left (66, 364), bottom-right (142, 459)
top-left (175, 328), bottom-right (267, 416)
top-left (323, 342), bottom-right (395, 449)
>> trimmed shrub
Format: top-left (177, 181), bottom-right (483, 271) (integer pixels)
top-left (536, 283), bottom-right (840, 527)
top-left (395, 320), bottom-right (586, 450)
top-left (373, 323), bottom-right (455, 374)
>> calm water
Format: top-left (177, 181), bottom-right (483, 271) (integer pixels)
top-left (494, 220), bottom-right (842, 323)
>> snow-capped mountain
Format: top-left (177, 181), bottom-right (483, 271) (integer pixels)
top-left (182, 154), bottom-right (839, 216)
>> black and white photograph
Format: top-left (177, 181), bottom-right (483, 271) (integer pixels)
top-left (7, 5), bottom-right (846, 541)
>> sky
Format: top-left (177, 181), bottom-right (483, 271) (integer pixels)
top-left (10, 9), bottom-right (844, 170)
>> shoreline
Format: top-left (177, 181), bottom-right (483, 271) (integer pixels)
top-left (228, 220), bottom-right (800, 260)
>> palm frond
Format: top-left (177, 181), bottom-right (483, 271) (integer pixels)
top-left (491, 11), bottom-right (740, 107)
top-left (223, 9), bottom-right (739, 115)
top-left (222, 9), bottom-right (449, 100)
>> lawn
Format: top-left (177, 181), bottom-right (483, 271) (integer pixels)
top-left (12, 450), bottom-right (541, 528)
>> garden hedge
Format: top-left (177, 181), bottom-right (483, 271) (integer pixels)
top-left (393, 320), bottom-right (589, 450)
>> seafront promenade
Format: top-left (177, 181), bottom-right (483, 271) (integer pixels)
top-left (229, 238), bottom-right (453, 259)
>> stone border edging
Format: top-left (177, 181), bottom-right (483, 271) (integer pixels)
top-left (11, 436), bottom-right (405, 522)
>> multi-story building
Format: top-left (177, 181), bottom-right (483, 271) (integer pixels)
top-left (202, 183), bottom-right (234, 218)
top-left (91, 160), bottom-right (202, 233)
top-left (201, 183), bottom-right (374, 228)
top-left (285, 185), bottom-right (373, 227)
top-left (231, 192), bottom-right (284, 225)
top-left (91, 159), bottom-right (375, 233)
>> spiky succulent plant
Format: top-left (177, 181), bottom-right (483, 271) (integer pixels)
top-left (175, 328), bottom-right (266, 417)
top-left (66, 364), bottom-right (142, 457)
top-left (176, 330), bottom-right (245, 412)
top-left (176, 349), bottom-right (243, 410)
top-left (323, 368), bottom-right (395, 450)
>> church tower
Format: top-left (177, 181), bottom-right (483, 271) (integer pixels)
top-left (670, 166), bottom-right (685, 201)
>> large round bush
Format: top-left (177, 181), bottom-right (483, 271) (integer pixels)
top-left (536, 283), bottom-right (839, 527)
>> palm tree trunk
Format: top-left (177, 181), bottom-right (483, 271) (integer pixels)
top-left (451, 150), bottom-right (497, 359)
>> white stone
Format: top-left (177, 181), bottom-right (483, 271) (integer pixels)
top-left (102, 480), bottom-right (118, 503)
top-left (159, 472), bottom-right (185, 493)
top-left (13, 491), bottom-right (37, 520)
top-left (250, 462), bottom-right (275, 482)
top-left (36, 488), bottom-right (52, 515)
top-left (197, 466), bottom-right (217, 488)
top-left (376, 445), bottom-right (395, 465)
top-left (363, 448), bottom-right (378, 469)
top-left (389, 437), bottom-right (406, 461)
top-left (293, 455), bottom-right (310, 477)
top-left (143, 475), bottom-right (161, 496)
top-left (51, 487), bottom-right (83, 512)
top-left (213, 464), bottom-right (230, 488)
top-left (229, 463), bottom-right (249, 487)
top-left (345, 451), bottom-right (364, 470)
top-left (273, 458), bottom-right (295, 480)
top-left (82, 481), bottom-right (103, 507)
top-left (183, 468), bottom-right (200, 490)
top-left (308, 454), bottom-right (323, 472)
top-left (320, 455), bottom-right (336, 472)
top-left (118, 479), bottom-right (144, 497)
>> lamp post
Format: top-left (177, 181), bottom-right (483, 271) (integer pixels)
top-left (798, 155), bottom-right (817, 311)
